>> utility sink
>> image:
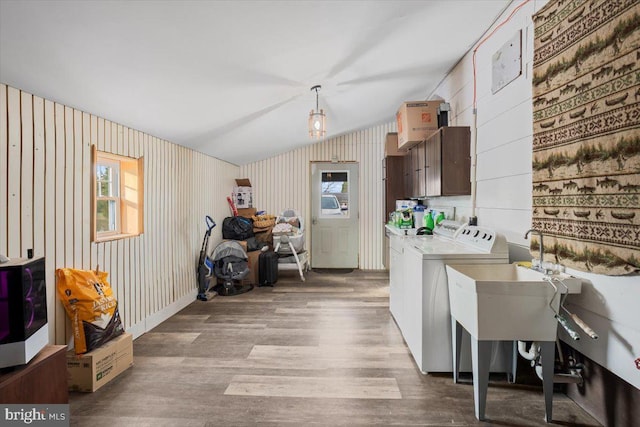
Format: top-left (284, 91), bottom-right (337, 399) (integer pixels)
top-left (446, 263), bottom-right (582, 422)
top-left (446, 264), bottom-right (582, 342)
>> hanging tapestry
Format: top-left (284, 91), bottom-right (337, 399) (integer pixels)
top-left (531, 0), bottom-right (640, 275)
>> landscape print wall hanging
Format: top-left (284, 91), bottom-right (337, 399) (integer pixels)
top-left (532, 0), bottom-right (639, 275)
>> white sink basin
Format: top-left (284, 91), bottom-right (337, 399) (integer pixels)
top-left (446, 264), bottom-right (582, 341)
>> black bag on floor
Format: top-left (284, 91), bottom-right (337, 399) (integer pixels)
top-left (222, 216), bottom-right (254, 240)
top-left (258, 251), bottom-right (278, 287)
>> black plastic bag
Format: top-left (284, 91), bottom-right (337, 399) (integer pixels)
top-left (222, 216), bottom-right (254, 240)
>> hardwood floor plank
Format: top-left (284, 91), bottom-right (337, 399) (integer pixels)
top-left (271, 286), bottom-right (355, 293)
top-left (248, 344), bottom-right (409, 360)
top-left (71, 417), bottom-right (206, 427)
top-left (170, 314), bottom-right (211, 321)
top-left (274, 307), bottom-right (387, 315)
top-left (134, 332), bottom-right (201, 345)
top-left (224, 375), bottom-right (402, 400)
top-left (306, 301), bottom-right (389, 308)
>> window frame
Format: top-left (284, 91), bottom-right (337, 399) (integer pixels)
top-left (91, 145), bottom-right (144, 242)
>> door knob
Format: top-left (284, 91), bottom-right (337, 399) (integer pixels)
top-left (312, 217), bottom-right (317, 225)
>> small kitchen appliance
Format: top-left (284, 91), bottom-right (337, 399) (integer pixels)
top-left (0, 257), bottom-right (48, 368)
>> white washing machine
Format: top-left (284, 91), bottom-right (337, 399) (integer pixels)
top-left (390, 221), bottom-right (513, 374)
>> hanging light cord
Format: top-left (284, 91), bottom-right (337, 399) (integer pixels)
top-left (311, 85), bottom-right (321, 112)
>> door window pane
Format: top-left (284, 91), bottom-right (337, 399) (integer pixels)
top-left (320, 171), bottom-right (349, 218)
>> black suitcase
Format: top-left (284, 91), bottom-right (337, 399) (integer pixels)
top-left (258, 251), bottom-right (278, 287)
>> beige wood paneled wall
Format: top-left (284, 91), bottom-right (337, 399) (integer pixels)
top-left (0, 84), bottom-right (238, 344)
top-left (240, 122), bottom-right (396, 270)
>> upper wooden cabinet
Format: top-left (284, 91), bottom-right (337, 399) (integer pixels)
top-left (382, 155), bottom-right (406, 217)
top-left (383, 127), bottom-right (470, 204)
top-left (424, 126), bottom-right (471, 197)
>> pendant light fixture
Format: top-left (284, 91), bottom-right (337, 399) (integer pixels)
top-left (309, 85), bottom-right (326, 138)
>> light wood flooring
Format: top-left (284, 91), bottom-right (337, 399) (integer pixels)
top-left (70, 270), bottom-right (600, 426)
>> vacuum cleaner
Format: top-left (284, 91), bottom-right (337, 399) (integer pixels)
top-left (197, 215), bottom-right (216, 301)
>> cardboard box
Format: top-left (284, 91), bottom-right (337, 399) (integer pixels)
top-left (384, 133), bottom-right (407, 157)
top-left (234, 178), bottom-right (253, 209)
top-left (244, 250), bottom-right (261, 285)
top-left (237, 207), bottom-right (257, 218)
top-left (396, 101), bottom-right (440, 150)
top-left (66, 333), bottom-right (133, 392)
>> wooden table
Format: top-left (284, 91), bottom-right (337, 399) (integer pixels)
top-left (0, 345), bottom-right (69, 404)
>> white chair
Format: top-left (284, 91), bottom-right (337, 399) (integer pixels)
top-left (272, 209), bottom-right (309, 281)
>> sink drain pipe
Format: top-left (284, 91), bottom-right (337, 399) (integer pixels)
top-left (517, 341), bottom-right (583, 385)
top-left (517, 340), bottom-right (539, 361)
top-left (535, 364), bottom-right (582, 384)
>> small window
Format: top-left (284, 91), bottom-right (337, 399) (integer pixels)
top-left (92, 145), bottom-right (144, 242)
top-left (320, 171), bottom-right (349, 218)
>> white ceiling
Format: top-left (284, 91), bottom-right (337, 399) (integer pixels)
top-left (0, 0), bottom-right (509, 165)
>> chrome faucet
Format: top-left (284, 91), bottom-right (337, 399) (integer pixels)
top-left (524, 228), bottom-right (544, 271)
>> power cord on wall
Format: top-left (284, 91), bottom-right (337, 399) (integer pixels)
top-left (469, 0), bottom-right (532, 219)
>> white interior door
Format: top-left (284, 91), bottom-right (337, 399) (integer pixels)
top-left (310, 162), bottom-right (359, 268)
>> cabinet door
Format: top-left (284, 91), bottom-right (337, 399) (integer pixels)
top-left (383, 231), bottom-right (389, 269)
top-left (410, 146), bottom-right (419, 198)
top-left (402, 248), bottom-right (423, 366)
top-left (403, 151), bottom-right (413, 198)
top-left (406, 142), bottom-right (427, 198)
top-left (384, 156), bottom-right (406, 216)
top-left (415, 141), bottom-right (426, 198)
top-left (425, 130), bottom-right (442, 196)
top-left (382, 157), bottom-right (389, 218)
top-left (389, 243), bottom-right (403, 325)
top-left (441, 127), bottom-right (471, 195)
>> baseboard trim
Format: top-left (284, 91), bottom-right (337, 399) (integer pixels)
top-left (128, 290), bottom-right (197, 340)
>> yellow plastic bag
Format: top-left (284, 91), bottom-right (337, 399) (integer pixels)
top-left (56, 268), bottom-right (124, 354)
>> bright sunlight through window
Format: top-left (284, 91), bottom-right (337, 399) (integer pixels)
top-left (92, 146), bottom-right (144, 242)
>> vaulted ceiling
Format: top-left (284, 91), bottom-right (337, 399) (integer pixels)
top-left (0, 0), bottom-right (510, 165)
